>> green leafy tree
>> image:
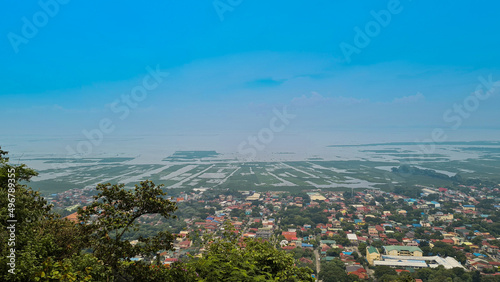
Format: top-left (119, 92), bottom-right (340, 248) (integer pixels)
top-left (172, 222), bottom-right (314, 281)
top-left (358, 242), bottom-right (367, 255)
top-left (251, 206), bottom-right (261, 217)
top-left (1, 147), bottom-right (319, 281)
top-left (374, 265), bottom-right (397, 279)
top-left (0, 148), bottom-right (91, 281)
top-left (77, 180), bottom-right (178, 280)
top-left (326, 248), bottom-right (342, 257)
top-left (318, 259), bottom-right (349, 282)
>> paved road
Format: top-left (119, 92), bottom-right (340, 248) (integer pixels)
top-left (314, 249), bottom-right (321, 281)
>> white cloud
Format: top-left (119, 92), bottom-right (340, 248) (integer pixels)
top-left (291, 92), bottom-right (330, 107)
top-left (391, 92), bottom-right (425, 104)
top-left (291, 92), bottom-right (368, 107)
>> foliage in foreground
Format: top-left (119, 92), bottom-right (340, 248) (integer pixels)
top-left (174, 222), bottom-right (314, 281)
top-left (77, 180), bottom-right (178, 280)
top-left (0, 147), bottom-right (314, 281)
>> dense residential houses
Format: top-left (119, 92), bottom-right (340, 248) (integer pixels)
top-left (58, 181), bottom-right (500, 279)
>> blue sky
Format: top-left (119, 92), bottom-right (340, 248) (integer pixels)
top-left (1, 0), bottom-right (500, 154)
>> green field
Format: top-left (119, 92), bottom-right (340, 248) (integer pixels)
top-left (24, 144), bottom-right (500, 196)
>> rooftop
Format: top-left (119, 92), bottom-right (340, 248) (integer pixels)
top-left (367, 246), bottom-right (379, 254)
top-left (384, 246), bottom-right (423, 253)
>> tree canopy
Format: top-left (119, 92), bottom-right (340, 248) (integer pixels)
top-left (77, 181), bottom-right (178, 280)
top-left (1, 147), bottom-right (315, 281)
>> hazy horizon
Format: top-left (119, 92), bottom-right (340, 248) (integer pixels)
top-left (2, 1), bottom-right (500, 160)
